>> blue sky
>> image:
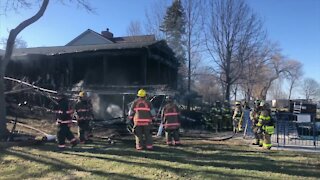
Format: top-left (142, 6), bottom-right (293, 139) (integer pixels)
top-left (0, 0), bottom-right (319, 82)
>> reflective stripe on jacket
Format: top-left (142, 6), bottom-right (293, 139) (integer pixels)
top-left (129, 98), bottom-right (154, 126)
top-left (257, 109), bottom-right (274, 131)
top-left (55, 97), bottom-right (73, 124)
top-left (233, 107), bottom-right (242, 119)
top-left (162, 103), bottom-right (180, 129)
top-left (257, 115), bottom-right (271, 127)
top-left (263, 125), bottom-right (275, 134)
top-left (75, 99), bottom-right (94, 121)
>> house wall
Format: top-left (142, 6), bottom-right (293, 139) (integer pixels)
top-left (7, 49), bottom-right (178, 91)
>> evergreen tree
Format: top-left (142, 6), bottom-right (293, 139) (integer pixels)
top-left (160, 0), bottom-right (186, 65)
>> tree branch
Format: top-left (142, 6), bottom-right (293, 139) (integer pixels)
top-left (2, 0), bottom-right (49, 71)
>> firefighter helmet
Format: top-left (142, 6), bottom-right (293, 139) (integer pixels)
top-left (78, 91), bottom-right (87, 98)
top-left (235, 101), bottom-right (241, 106)
top-left (137, 89), bottom-right (146, 97)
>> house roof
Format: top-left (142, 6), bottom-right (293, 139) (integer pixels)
top-left (66, 29), bottom-right (156, 46)
top-left (112, 35), bottom-right (156, 43)
top-left (66, 29), bottom-right (114, 46)
top-left (3, 29), bottom-right (159, 57)
top-left (11, 41), bottom-right (158, 56)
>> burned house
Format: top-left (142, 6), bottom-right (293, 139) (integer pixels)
top-left (4, 29), bottom-right (179, 119)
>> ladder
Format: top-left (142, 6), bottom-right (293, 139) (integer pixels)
top-left (293, 101), bottom-right (302, 114)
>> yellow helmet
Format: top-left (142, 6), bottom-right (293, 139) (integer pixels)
top-left (137, 89), bottom-right (146, 97)
top-left (235, 101), bottom-right (241, 105)
top-left (78, 91), bottom-right (87, 98)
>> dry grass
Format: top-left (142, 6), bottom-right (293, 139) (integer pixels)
top-left (1, 117), bottom-right (320, 179)
top-left (1, 132), bottom-right (320, 180)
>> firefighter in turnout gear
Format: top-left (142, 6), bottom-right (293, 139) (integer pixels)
top-left (74, 91), bottom-right (94, 144)
top-left (222, 100), bottom-right (232, 131)
top-left (161, 95), bottom-right (181, 146)
top-left (250, 100), bottom-right (262, 145)
top-left (54, 93), bottom-right (78, 149)
top-left (232, 101), bottom-right (243, 133)
top-left (202, 106), bottom-right (213, 130)
top-left (212, 101), bottom-right (223, 132)
top-left (128, 89), bottom-right (156, 150)
top-left (256, 101), bottom-right (275, 149)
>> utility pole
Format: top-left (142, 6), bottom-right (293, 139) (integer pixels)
top-left (187, 0), bottom-right (191, 111)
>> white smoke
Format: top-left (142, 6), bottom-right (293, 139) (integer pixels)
top-left (106, 104), bottom-right (122, 118)
top-left (71, 80), bottom-right (84, 91)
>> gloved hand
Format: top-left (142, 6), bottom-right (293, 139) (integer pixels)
top-left (257, 127), bottom-right (262, 134)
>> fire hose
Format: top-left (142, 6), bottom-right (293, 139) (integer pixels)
top-left (8, 120), bottom-right (56, 142)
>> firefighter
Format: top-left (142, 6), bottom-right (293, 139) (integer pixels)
top-left (232, 101), bottom-right (243, 133)
top-left (161, 95), bottom-right (181, 146)
top-left (212, 101), bottom-right (223, 132)
top-left (54, 93), bottom-right (78, 150)
top-left (222, 100), bottom-right (232, 131)
top-left (250, 100), bottom-right (262, 145)
top-left (257, 101), bottom-right (275, 149)
top-left (128, 89), bottom-right (156, 150)
top-left (202, 105), bottom-right (213, 130)
top-left (74, 91), bottom-right (94, 144)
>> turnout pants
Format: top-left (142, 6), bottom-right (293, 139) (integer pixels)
top-left (233, 119), bottom-right (239, 132)
top-left (133, 125), bottom-right (153, 149)
top-left (78, 120), bottom-right (90, 142)
top-left (224, 116), bottom-right (232, 130)
top-left (57, 124), bottom-right (77, 147)
top-left (252, 125), bottom-right (261, 144)
top-left (217, 117), bottom-right (223, 131)
top-left (263, 132), bottom-right (272, 149)
top-left (165, 128), bottom-right (180, 145)
top-left (238, 118), bottom-right (243, 131)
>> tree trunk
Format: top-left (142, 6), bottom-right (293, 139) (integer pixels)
top-left (0, 64), bottom-right (9, 139)
top-left (225, 82), bottom-right (231, 102)
top-left (288, 81), bottom-right (294, 100)
top-left (0, 0), bottom-right (49, 139)
top-left (187, 33), bottom-right (191, 111)
top-left (288, 86), bottom-right (293, 100)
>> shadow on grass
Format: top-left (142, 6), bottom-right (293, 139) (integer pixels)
top-left (3, 136), bottom-right (320, 179)
top-left (3, 148), bottom-right (146, 180)
top-left (34, 137), bottom-right (320, 179)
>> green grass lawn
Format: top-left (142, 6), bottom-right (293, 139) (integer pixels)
top-left (0, 136), bottom-right (320, 180)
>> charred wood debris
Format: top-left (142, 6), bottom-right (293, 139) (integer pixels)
top-left (4, 76), bottom-right (199, 144)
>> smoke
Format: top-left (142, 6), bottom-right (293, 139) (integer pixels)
top-left (106, 104), bottom-right (122, 118)
top-left (90, 93), bottom-right (104, 119)
top-left (90, 93), bottom-right (123, 120)
top-left (71, 80), bottom-right (84, 91)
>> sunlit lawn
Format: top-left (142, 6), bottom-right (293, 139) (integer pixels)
top-left (0, 136), bottom-right (320, 180)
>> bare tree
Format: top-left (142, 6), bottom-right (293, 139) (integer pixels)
top-left (144, 0), bottom-right (168, 40)
top-left (269, 78), bottom-right (287, 99)
top-left (126, 20), bottom-right (143, 36)
top-left (193, 67), bottom-right (222, 104)
top-left (1, 37), bottom-right (28, 49)
top-left (240, 41), bottom-right (278, 100)
top-left (285, 60), bottom-right (303, 99)
top-left (204, 0), bottom-right (265, 101)
top-left (301, 78), bottom-right (320, 100)
top-left (181, 0), bottom-right (205, 109)
top-left (0, 0), bottom-right (92, 139)
top-left (250, 50), bottom-right (303, 100)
